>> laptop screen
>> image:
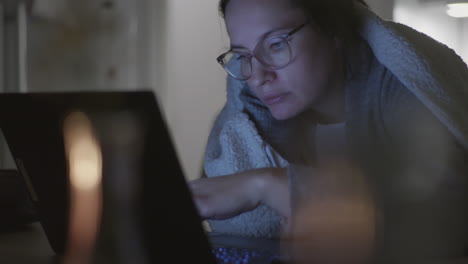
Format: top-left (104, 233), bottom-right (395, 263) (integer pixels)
top-left (0, 91), bottom-right (216, 263)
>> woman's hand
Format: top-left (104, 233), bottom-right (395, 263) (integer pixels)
top-left (189, 168), bottom-right (289, 220)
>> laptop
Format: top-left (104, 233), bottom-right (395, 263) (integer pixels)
top-left (0, 91), bottom-right (280, 263)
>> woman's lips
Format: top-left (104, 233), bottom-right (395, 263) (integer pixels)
top-left (263, 93), bottom-right (288, 105)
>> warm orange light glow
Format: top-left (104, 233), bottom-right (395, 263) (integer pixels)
top-left (63, 111), bottom-right (103, 264)
top-left (68, 139), bottom-right (101, 191)
top-left (286, 160), bottom-right (377, 264)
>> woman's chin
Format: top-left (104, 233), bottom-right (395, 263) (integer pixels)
top-left (269, 106), bottom-right (301, 121)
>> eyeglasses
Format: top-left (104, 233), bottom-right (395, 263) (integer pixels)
top-left (217, 22), bottom-right (308, 81)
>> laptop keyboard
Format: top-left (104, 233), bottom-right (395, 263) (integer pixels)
top-left (212, 246), bottom-right (281, 264)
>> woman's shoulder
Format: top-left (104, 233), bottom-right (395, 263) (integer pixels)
top-left (344, 39), bottom-right (416, 123)
top-left (368, 61), bottom-right (459, 154)
top-left (345, 39), bottom-right (429, 124)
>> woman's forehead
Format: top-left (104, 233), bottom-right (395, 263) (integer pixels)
top-left (225, 0), bottom-right (304, 48)
top-left (225, 0), bottom-right (302, 22)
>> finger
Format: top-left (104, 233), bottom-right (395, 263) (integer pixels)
top-left (193, 195), bottom-right (213, 219)
top-left (188, 178), bottom-right (205, 191)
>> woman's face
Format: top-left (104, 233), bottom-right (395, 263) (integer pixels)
top-left (225, 0), bottom-right (344, 120)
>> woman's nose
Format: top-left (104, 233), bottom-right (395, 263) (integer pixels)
top-left (248, 58), bottom-right (276, 89)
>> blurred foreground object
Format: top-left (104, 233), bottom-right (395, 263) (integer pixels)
top-left (63, 112), bottom-right (103, 264)
top-left (287, 160), bottom-right (377, 264)
top-left (62, 110), bottom-right (149, 264)
top-left (94, 111), bottom-right (148, 264)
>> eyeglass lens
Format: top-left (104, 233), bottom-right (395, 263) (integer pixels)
top-left (223, 36), bottom-right (292, 80)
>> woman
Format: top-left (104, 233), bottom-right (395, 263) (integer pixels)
top-left (190, 0), bottom-right (468, 262)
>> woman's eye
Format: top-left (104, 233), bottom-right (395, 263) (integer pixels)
top-left (268, 39), bottom-right (287, 51)
top-left (234, 53), bottom-right (248, 61)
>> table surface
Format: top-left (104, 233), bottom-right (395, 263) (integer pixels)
top-left (0, 222), bottom-right (56, 263)
top-left (2, 222), bottom-right (468, 264)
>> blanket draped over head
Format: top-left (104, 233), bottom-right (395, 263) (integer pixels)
top-left (202, 5), bottom-right (468, 239)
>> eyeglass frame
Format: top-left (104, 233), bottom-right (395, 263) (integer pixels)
top-left (216, 21), bottom-right (309, 81)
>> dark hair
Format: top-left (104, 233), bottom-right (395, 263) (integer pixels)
top-left (219, 0), bottom-right (368, 47)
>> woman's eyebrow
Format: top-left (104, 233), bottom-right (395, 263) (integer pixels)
top-left (262, 27), bottom-right (290, 38)
top-left (230, 44), bottom-right (247, 50)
